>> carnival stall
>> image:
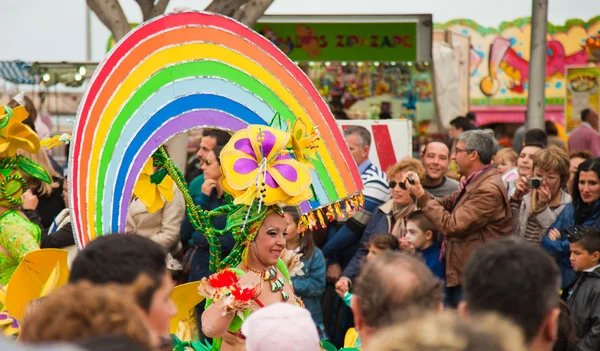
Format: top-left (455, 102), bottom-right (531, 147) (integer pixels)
top-left (255, 15), bottom-right (434, 132)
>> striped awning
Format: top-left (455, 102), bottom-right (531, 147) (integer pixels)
top-left (0, 61), bottom-right (40, 84)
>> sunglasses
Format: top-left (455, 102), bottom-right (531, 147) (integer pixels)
top-left (389, 176), bottom-right (415, 191)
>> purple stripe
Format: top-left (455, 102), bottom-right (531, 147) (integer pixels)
top-left (117, 110), bottom-right (310, 230)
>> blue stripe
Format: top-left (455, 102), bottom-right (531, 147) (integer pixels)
top-left (111, 94), bottom-right (264, 230)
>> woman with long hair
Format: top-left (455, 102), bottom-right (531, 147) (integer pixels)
top-left (542, 158), bottom-right (600, 288)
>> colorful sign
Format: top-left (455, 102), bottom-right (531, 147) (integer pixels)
top-left (254, 22), bottom-right (418, 62)
top-left (435, 16), bottom-right (600, 108)
top-left (337, 119), bottom-right (412, 172)
top-left (565, 66), bottom-right (600, 131)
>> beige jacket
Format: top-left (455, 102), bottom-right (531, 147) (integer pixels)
top-left (126, 185), bottom-right (185, 254)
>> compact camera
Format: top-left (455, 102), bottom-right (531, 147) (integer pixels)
top-left (527, 177), bottom-right (543, 189)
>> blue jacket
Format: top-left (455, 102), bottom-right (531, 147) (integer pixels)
top-left (291, 248), bottom-right (326, 324)
top-left (416, 243), bottom-right (445, 284)
top-left (541, 201), bottom-right (600, 289)
top-left (341, 206), bottom-right (391, 280)
top-left (182, 189), bottom-right (235, 282)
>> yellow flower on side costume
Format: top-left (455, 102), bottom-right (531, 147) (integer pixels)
top-left (0, 106), bottom-right (40, 158)
top-left (219, 126), bottom-right (312, 207)
top-left (133, 158), bottom-right (174, 213)
top-left (288, 119), bottom-right (320, 169)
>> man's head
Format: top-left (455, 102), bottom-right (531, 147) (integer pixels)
top-left (449, 116), bottom-right (473, 138)
top-left (421, 140), bottom-right (451, 182)
top-left (524, 129), bottom-right (548, 149)
top-left (461, 237), bottom-right (560, 351)
top-left (344, 125), bottom-right (371, 167)
top-left (452, 130), bottom-right (496, 177)
top-left (568, 227), bottom-right (600, 272)
top-left (582, 109), bottom-right (599, 130)
top-left (351, 252), bottom-right (444, 345)
top-left (364, 311), bottom-right (528, 351)
top-left (196, 128), bottom-right (231, 161)
top-left (69, 234), bottom-right (177, 338)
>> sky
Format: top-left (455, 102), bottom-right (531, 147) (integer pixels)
top-left (2, 0), bottom-right (599, 62)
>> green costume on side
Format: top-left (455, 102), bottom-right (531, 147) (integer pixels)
top-left (0, 210), bottom-right (40, 286)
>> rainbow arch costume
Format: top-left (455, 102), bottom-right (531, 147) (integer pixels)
top-left (67, 11), bottom-right (364, 350)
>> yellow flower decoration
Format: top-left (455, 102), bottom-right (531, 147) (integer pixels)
top-left (0, 106), bottom-right (40, 158)
top-left (133, 158), bottom-right (174, 213)
top-left (220, 125), bottom-right (312, 207)
top-left (287, 119), bottom-right (320, 169)
top-left (41, 133), bottom-right (71, 150)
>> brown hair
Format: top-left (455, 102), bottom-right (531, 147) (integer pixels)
top-left (569, 150), bottom-right (593, 161)
top-left (406, 211), bottom-right (439, 242)
top-left (283, 206), bottom-right (315, 258)
top-left (353, 252), bottom-right (444, 329)
top-left (20, 277), bottom-right (155, 348)
top-left (18, 148), bottom-right (62, 197)
top-left (386, 157), bottom-right (426, 181)
top-left (365, 311), bottom-right (528, 351)
top-left (495, 148), bottom-right (518, 165)
top-left (365, 233), bottom-right (399, 252)
top-left (8, 94), bottom-right (37, 122)
top-left (532, 146), bottom-right (570, 185)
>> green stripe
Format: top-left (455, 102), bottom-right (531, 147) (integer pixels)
top-left (95, 60), bottom-right (337, 234)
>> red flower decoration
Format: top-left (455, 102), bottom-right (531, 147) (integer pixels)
top-left (208, 269), bottom-right (239, 288)
top-left (231, 286), bottom-right (257, 302)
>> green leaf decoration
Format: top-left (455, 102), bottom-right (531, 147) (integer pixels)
top-left (150, 168), bottom-right (168, 185)
top-left (0, 106), bottom-right (14, 139)
top-left (320, 341), bottom-right (338, 351)
top-left (269, 112), bottom-right (288, 132)
top-left (16, 155), bottom-right (52, 184)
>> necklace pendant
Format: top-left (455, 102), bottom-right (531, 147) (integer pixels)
top-left (281, 291), bottom-right (289, 301)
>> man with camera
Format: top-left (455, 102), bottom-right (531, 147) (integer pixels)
top-left (510, 147), bottom-right (571, 244)
top-left (403, 130), bottom-right (513, 307)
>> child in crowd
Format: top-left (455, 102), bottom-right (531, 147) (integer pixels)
top-left (402, 211), bottom-right (445, 283)
top-left (563, 227), bottom-right (600, 351)
top-left (495, 148), bottom-right (519, 184)
top-left (335, 233), bottom-right (399, 349)
top-left (282, 207), bottom-right (327, 341)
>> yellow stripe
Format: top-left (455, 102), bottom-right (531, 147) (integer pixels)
top-left (86, 43), bottom-right (347, 238)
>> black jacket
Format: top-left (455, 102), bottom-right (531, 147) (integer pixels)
top-left (563, 266), bottom-right (600, 351)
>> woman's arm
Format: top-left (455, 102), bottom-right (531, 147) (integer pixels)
top-left (201, 300), bottom-right (236, 338)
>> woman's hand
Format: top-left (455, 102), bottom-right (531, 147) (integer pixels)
top-left (22, 190), bottom-right (39, 210)
top-left (402, 171), bottom-right (425, 198)
top-left (512, 176), bottom-right (530, 201)
top-left (201, 179), bottom-right (218, 196)
top-left (535, 185), bottom-right (552, 211)
top-left (548, 228), bottom-right (561, 241)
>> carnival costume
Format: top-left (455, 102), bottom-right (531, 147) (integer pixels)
top-left (0, 104), bottom-right (68, 337)
top-left (67, 11), bottom-right (365, 351)
top-left (0, 105), bottom-right (52, 286)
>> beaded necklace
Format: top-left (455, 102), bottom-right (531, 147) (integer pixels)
top-left (246, 266), bottom-right (289, 301)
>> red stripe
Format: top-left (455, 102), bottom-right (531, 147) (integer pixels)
top-left (371, 125), bottom-right (397, 173)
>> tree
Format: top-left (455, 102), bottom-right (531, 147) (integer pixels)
top-left (87, 0), bottom-right (275, 42)
top-left (86, 0), bottom-right (275, 170)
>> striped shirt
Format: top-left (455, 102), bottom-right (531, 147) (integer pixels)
top-left (359, 160), bottom-right (391, 204)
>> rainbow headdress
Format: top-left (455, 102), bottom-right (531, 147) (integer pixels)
top-left (68, 11), bottom-right (363, 258)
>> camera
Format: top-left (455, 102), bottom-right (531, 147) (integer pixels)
top-left (399, 175), bottom-right (416, 190)
top-left (527, 177), bottom-right (543, 189)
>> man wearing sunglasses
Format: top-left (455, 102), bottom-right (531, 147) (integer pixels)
top-left (403, 130), bottom-right (513, 307)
